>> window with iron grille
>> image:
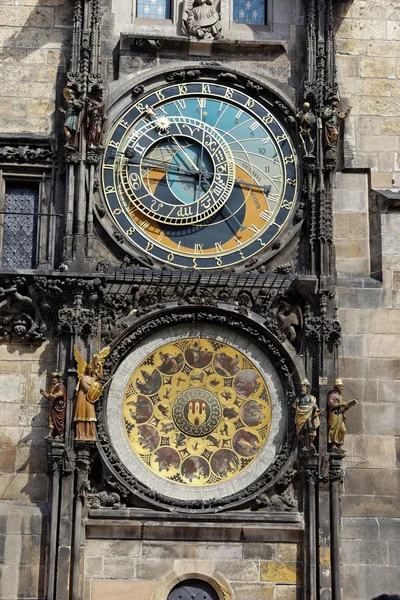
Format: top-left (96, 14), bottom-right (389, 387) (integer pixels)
top-left (2, 183), bottom-right (39, 270)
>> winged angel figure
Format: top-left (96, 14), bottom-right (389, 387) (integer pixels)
top-left (73, 345), bottom-right (110, 441)
top-left (182, 0), bottom-right (222, 40)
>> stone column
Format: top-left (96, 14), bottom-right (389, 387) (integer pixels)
top-left (329, 454), bottom-right (344, 600)
top-left (47, 440), bottom-right (65, 600)
top-left (299, 453), bottom-right (319, 600)
top-left (72, 444), bottom-right (93, 600)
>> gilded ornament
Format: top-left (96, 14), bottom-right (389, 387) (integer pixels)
top-left (327, 378), bottom-right (358, 453)
top-left (122, 337), bottom-right (272, 487)
top-left (73, 344), bottom-right (110, 441)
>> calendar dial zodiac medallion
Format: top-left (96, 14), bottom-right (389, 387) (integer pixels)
top-left (102, 78), bottom-right (299, 270)
top-left (122, 337), bottom-right (272, 487)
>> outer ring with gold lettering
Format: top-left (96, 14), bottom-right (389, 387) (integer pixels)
top-left (101, 80), bottom-right (299, 270)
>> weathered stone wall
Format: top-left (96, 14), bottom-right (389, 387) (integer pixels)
top-left (336, 0), bottom-right (400, 189)
top-left (334, 4), bottom-right (400, 598)
top-left (83, 537), bottom-right (303, 600)
top-left (335, 281), bottom-right (400, 599)
top-left (0, 342), bottom-right (57, 600)
top-left (335, 0), bottom-right (400, 279)
top-left (0, 0), bottom-right (72, 134)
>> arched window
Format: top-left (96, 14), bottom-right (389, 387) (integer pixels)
top-left (136, 0), bottom-right (171, 19)
top-left (233, 0), bottom-right (266, 25)
top-left (167, 579), bottom-right (219, 600)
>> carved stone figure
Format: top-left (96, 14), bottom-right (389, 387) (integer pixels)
top-left (322, 94), bottom-right (351, 164)
top-left (293, 379), bottom-right (321, 450)
top-left (327, 378), bottom-right (358, 452)
top-left (90, 491), bottom-right (122, 509)
top-left (297, 102), bottom-right (316, 158)
top-left (87, 90), bottom-right (106, 148)
top-left (60, 88), bottom-right (83, 148)
top-left (182, 0), bottom-right (222, 40)
top-left (277, 299), bottom-right (303, 343)
top-left (73, 345), bottom-right (110, 441)
top-left (0, 282), bottom-right (45, 343)
top-left (40, 372), bottom-right (67, 439)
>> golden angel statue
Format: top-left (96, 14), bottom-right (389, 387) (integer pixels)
top-left (182, 0), bottom-right (222, 40)
top-left (73, 345), bottom-right (110, 441)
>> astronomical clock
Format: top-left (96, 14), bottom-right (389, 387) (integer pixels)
top-left (95, 66), bottom-right (301, 511)
top-left (100, 69), bottom-right (300, 271)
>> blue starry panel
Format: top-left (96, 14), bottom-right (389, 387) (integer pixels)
top-left (137, 0), bottom-right (171, 19)
top-left (233, 0), bottom-right (265, 24)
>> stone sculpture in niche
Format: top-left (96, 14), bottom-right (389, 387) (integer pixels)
top-left (87, 89), bottom-right (106, 148)
top-left (322, 94), bottom-right (351, 166)
top-left (73, 345), bottom-right (110, 441)
top-left (40, 372), bottom-right (67, 439)
top-left (327, 378), bottom-right (358, 453)
top-left (297, 102), bottom-right (316, 159)
top-left (60, 88), bottom-right (83, 148)
top-left (182, 0), bottom-right (222, 40)
top-left (292, 379), bottom-right (321, 451)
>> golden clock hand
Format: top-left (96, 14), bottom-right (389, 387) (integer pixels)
top-left (169, 136), bottom-right (200, 173)
top-left (128, 157), bottom-right (200, 176)
top-left (201, 172), bottom-right (272, 194)
top-left (235, 181), bottom-right (272, 194)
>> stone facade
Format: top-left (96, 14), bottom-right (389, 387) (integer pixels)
top-left (83, 538), bottom-right (303, 600)
top-left (1, 1), bottom-right (400, 600)
top-left (0, 342), bottom-right (56, 600)
top-left (0, 0), bottom-right (71, 135)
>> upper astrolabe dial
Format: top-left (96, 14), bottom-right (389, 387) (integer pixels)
top-left (102, 80), bottom-right (299, 270)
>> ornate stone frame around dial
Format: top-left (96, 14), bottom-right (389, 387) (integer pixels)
top-left (96, 305), bottom-right (301, 512)
top-left (95, 64), bottom-right (301, 273)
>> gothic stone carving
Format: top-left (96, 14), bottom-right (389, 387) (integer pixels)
top-left (0, 277), bottom-right (45, 343)
top-left (182, 0), bottom-right (222, 40)
top-left (252, 468), bottom-right (298, 512)
top-left (0, 145), bottom-right (53, 162)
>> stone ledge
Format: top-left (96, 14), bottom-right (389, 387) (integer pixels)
top-left (86, 516), bottom-right (304, 544)
top-left (87, 508), bottom-right (303, 523)
top-left (120, 33), bottom-right (286, 58)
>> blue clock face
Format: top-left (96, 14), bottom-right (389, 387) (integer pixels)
top-left (102, 81), bottom-right (299, 270)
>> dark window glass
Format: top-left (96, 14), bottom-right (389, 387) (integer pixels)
top-left (168, 579), bottom-right (219, 600)
top-left (2, 183), bottom-right (39, 269)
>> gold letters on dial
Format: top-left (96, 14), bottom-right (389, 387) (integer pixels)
top-left (122, 337), bottom-right (272, 487)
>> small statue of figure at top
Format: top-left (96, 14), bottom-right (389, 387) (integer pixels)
top-left (297, 102), bottom-right (316, 159)
top-left (73, 345), bottom-right (110, 441)
top-left (40, 372), bottom-right (67, 439)
top-left (60, 88), bottom-right (83, 149)
top-left (87, 89), bottom-right (106, 148)
top-left (327, 378), bottom-right (358, 453)
top-left (182, 0), bottom-right (222, 40)
top-left (292, 379), bottom-right (321, 451)
top-left (322, 94), bottom-right (351, 165)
